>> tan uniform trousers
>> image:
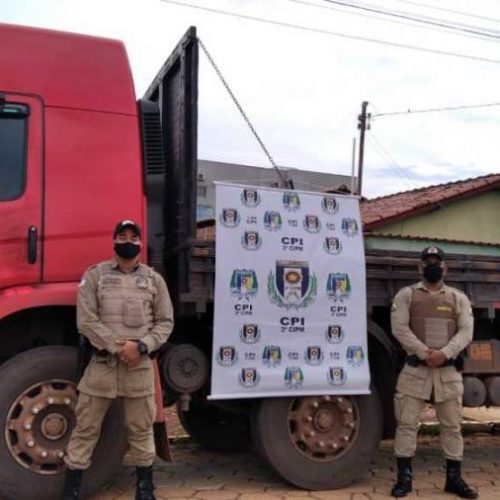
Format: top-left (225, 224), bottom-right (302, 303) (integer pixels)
top-left (65, 392), bottom-right (156, 470)
top-left (394, 392), bottom-right (463, 460)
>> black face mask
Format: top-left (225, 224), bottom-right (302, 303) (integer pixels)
top-left (114, 242), bottom-right (141, 260)
top-left (423, 263), bottom-right (443, 283)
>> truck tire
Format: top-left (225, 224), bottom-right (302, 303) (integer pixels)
top-left (251, 388), bottom-right (383, 490)
top-left (177, 397), bottom-right (250, 451)
top-left (0, 346), bottom-right (126, 500)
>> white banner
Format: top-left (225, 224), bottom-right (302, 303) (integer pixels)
top-left (210, 183), bottom-right (370, 399)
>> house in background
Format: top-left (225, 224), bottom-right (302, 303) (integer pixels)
top-left (361, 173), bottom-right (500, 257)
top-left (197, 159), bottom-right (355, 220)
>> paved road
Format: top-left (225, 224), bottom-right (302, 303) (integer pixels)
top-left (90, 434), bottom-right (499, 500)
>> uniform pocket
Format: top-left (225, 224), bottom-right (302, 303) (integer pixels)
top-left (123, 358), bottom-right (154, 396)
top-left (79, 357), bottom-right (116, 395)
top-left (440, 367), bottom-right (463, 399)
top-left (123, 299), bottom-right (146, 327)
top-left (402, 365), bottom-right (428, 379)
top-left (440, 367), bottom-right (461, 382)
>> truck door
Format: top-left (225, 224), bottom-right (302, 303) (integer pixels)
top-left (0, 95), bottom-right (43, 288)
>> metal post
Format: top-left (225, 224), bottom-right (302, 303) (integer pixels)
top-left (357, 101), bottom-right (369, 196)
top-left (351, 137), bottom-right (356, 195)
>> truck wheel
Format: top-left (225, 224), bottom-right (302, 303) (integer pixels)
top-left (177, 397), bottom-right (250, 451)
top-left (251, 389), bottom-right (383, 490)
top-left (0, 346), bottom-right (126, 500)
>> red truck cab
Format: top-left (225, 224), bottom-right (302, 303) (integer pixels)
top-left (0, 23), bottom-right (146, 319)
top-left (0, 24), bottom-right (150, 499)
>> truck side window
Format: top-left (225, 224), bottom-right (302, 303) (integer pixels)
top-left (0, 103), bottom-right (29, 201)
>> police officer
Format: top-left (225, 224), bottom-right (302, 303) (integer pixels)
top-left (61, 220), bottom-right (174, 500)
top-left (390, 247), bottom-right (477, 499)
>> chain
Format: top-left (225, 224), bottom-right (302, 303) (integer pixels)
top-left (197, 38), bottom-right (291, 188)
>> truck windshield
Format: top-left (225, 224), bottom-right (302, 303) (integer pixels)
top-left (0, 104), bottom-right (29, 201)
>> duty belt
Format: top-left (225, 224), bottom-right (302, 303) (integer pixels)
top-left (405, 354), bottom-right (454, 367)
top-left (92, 347), bottom-right (112, 357)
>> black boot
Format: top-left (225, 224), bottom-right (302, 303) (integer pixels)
top-left (444, 460), bottom-right (478, 499)
top-left (391, 457), bottom-right (412, 497)
top-left (60, 468), bottom-right (83, 500)
top-left (135, 466), bottom-right (156, 500)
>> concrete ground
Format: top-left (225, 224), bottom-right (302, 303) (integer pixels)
top-left (89, 407), bottom-right (500, 500)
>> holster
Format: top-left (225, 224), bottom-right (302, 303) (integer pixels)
top-left (76, 334), bottom-right (92, 380)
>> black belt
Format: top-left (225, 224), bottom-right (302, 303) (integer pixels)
top-left (405, 354), bottom-right (454, 367)
top-left (92, 347), bottom-right (112, 357)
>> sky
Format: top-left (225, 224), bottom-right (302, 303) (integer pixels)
top-left (2, 0), bottom-right (500, 198)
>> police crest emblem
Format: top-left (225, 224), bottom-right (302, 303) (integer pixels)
top-left (239, 368), bottom-right (260, 388)
top-left (327, 366), bottom-right (347, 386)
top-left (267, 260), bottom-right (317, 309)
top-left (135, 276), bottom-right (149, 289)
top-left (220, 208), bottom-right (240, 228)
top-left (341, 217), bottom-right (358, 236)
top-left (241, 231), bottom-right (261, 251)
top-left (326, 324), bottom-right (344, 344)
top-left (322, 196), bottom-right (339, 214)
top-left (283, 191), bottom-right (301, 211)
top-left (284, 367), bottom-right (304, 388)
top-left (230, 269), bottom-right (258, 299)
top-left (216, 346), bottom-right (238, 366)
top-left (323, 237), bottom-right (342, 255)
top-left (304, 346), bottom-right (323, 365)
top-left (263, 211), bottom-right (282, 231)
top-left (240, 324), bottom-right (261, 344)
top-left (262, 345), bottom-right (282, 367)
top-left (346, 345), bottom-right (365, 366)
top-left (303, 214), bottom-right (321, 233)
top-left (326, 273), bottom-right (351, 302)
top-left (241, 188), bottom-right (260, 207)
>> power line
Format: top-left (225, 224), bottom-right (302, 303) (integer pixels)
top-left (160, 1), bottom-right (500, 65)
top-left (373, 101), bottom-right (500, 118)
top-left (387, 0), bottom-right (500, 25)
top-left (320, 0), bottom-right (500, 41)
top-left (291, 0), bottom-right (500, 44)
top-left (367, 131), bottom-right (417, 190)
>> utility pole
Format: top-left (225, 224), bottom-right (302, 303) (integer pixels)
top-left (357, 101), bottom-right (370, 196)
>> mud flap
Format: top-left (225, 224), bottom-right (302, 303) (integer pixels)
top-left (152, 359), bottom-right (172, 462)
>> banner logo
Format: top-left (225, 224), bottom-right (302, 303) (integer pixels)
top-left (262, 345), bottom-right (282, 367)
top-left (284, 367), bottom-right (304, 388)
top-left (326, 272), bottom-right (351, 302)
top-left (241, 231), bottom-right (262, 251)
top-left (216, 346), bottom-right (238, 366)
top-left (346, 345), bottom-right (365, 366)
top-left (304, 346), bottom-right (323, 365)
top-left (240, 324), bottom-right (261, 343)
top-left (220, 208), bottom-right (240, 228)
top-left (268, 260), bottom-right (317, 309)
top-left (241, 188), bottom-right (260, 207)
top-left (283, 191), bottom-right (301, 211)
top-left (326, 324), bottom-right (345, 344)
top-left (322, 196), bottom-right (339, 214)
top-left (239, 368), bottom-right (260, 388)
top-left (303, 214), bottom-right (321, 233)
top-left (341, 217), bottom-right (359, 236)
top-left (230, 269), bottom-right (258, 299)
top-left (263, 211), bottom-right (283, 231)
top-left (327, 366), bottom-right (347, 386)
top-left (324, 237), bottom-right (342, 255)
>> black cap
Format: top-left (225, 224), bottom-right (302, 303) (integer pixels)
top-left (421, 246), bottom-right (445, 261)
top-left (113, 220), bottom-right (141, 238)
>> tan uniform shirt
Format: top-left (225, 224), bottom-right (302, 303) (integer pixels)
top-left (76, 260), bottom-right (174, 397)
top-left (391, 281), bottom-right (473, 402)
